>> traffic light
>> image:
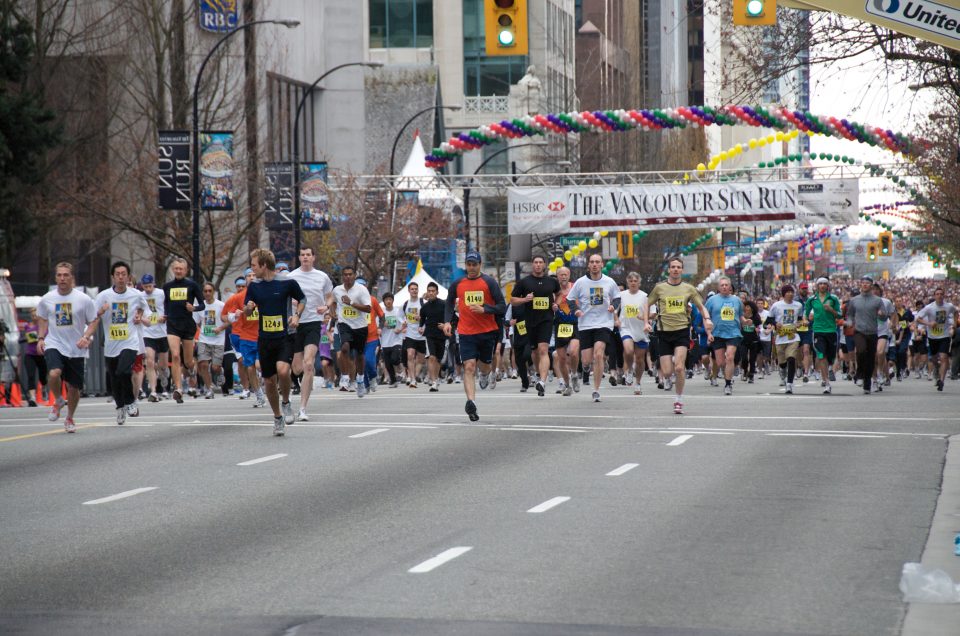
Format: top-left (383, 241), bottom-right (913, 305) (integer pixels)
top-left (733, 0), bottom-right (776, 26)
top-left (617, 231), bottom-right (633, 259)
top-left (878, 231), bottom-right (892, 256)
top-left (787, 241), bottom-right (798, 261)
top-left (485, 0), bottom-right (528, 56)
top-left (867, 242), bottom-right (878, 261)
top-left (824, 238), bottom-right (832, 253)
top-left (713, 248), bottom-right (724, 270)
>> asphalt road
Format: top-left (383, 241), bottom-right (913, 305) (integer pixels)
top-left (1, 373), bottom-right (958, 636)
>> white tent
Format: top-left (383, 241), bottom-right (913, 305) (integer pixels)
top-left (395, 131), bottom-right (463, 213)
top-left (392, 259), bottom-right (448, 305)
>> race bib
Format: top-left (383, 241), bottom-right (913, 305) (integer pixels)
top-left (464, 291), bottom-right (484, 306)
top-left (202, 325), bottom-right (215, 337)
top-left (366, 312), bottom-right (372, 324)
top-left (516, 320), bottom-right (527, 336)
top-left (406, 310), bottom-right (418, 322)
top-left (777, 325), bottom-right (796, 338)
top-left (149, 313), bottom-right (159, 326)
top-left (262, 315), bottom-right (283, 332)
top-left (557, 323), bottom-right (574, 338)
top-left (533, 297), bottom-right (550, 310)
top-left (108, 324), bottom-right (129, 340)
top-left (665, 297), bottom-right (685, 314)
top-left (720, 306), bottom-right (735, 321)
top-left (342, 306), bottom-right (359, 319)
top-left (624, 305), bottom-right (639, 319)
top-left (249, 308), bottom-right (259, 320)
top-left (796, 323), bottom-right (809, 332)
top-left (932, 324), bottom-right (945, 337)
top-left (320, 334), bottom-right (330, 344)
top-left (169, 287), bottom-right (187, 301)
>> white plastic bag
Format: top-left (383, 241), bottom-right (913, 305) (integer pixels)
top-left (900, 562), bottom-right (960, 603)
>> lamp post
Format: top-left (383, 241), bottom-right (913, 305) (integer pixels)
top-left (521, 160), bottom-right (571, 174)
top-left (388, 104), bottom-right (462, 179)
top-left (292, 61), bottom-right (384, 263)
top-left (191, 18), bottom-right (300, 281)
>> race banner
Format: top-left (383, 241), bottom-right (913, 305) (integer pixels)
top-left (507, 179), bottom-right (859, 234)
top-left (198, 0), bottom-right (238, 33)
top-left (299, 162), bottom-right (330, 230)
top-left (263, 162), bottom-right (294, 229)
top-left (157, 131), bottom-right (191, 210)
top-left (200, 131), bottom-right (234, 210)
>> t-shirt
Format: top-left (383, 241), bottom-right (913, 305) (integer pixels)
top-left (647, 281), bottom-right (702, 333)
top-left (876, 297), bottom-right (895, 338)
top-left (795, 295), bottom-right (811, 333)
top-left (704, 294), bottom-right (743, 340)
top-left (194, 299), bottom-right (226, 346)
top-left (93, 287), bottom-right (150, 357)
top-left (288, 267), bottom-right (333, 325)
top-left (618, 289), bottom-right (649, 341)
top-left (917, 301), bottom-right (958, 340)
top-left (758, 309), bottom-right (772, 342)
top-left (141, 289), bottom-right (167, 339)
top-left (366, 296), bottom-right (385, 343)
top-left (419, 297), bottom-right (446, 338)
top-left (36, 288), bottom-right (97, 359)
top-left (512, 274), bottom-right (560, 327)
top-left (803, 293), bottom-right (841, 333)
top-left (162, 277), bottom-right (204, 322)
top-left (896, 309), bottom-right (914, 344)
top-left (381, 306), bottom-right (405, 348)
top-left (221, 291), bottom-right (259, 342)
top-left (446, 274), bottom-right (505, 336)
top-left (244, 278), bottom-right (305, 340)
top-left (402, 298), bottom-right (425, 341)
top-left (333, 283), bottom-right (372, 330)
top-left (770, 299), bottom-right (804, 345)
top-left (566, 274), bottom-right (620, 331)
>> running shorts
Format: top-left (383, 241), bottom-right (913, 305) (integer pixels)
top-left (44, 349), bottom-right (85, 390)
top-left (258, 337), bottom-right (293, 379)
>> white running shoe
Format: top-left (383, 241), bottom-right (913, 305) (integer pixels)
top-left (488, 372), bottom-right (497, 390)
top-left (592, 391), bottom-right (601, 403)
top-left (297, 408), bottom-right (310, 422)
top-left (281, 401), bottom-right (294, 425)
top-left (116, 407), bottom-right (127, 425)
top-left (273, 416), bottom-right (285, 436)
top-left (48, 398), bottom-right (65, 422)
top-left (126, 402), bottom-right (140, 417)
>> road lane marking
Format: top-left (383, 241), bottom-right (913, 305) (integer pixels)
top-left (497, 427), bottom-right (587, 433)
top-left (349, 428), bottom-right (389, 439)
top-left (667, 434), bottom-right (693, 446)
top-left (237, 453), bottom-right (288, 466)
top-left (766, 433), bottom-right (887, 439)
top-left (527, 496), bottom-right (571, 513)
top-left (0, 424), bottom-right (98, 442)
top-left (408, 547), bottom-right (473, 573)
top-left (606, 463), bottom-right (639, 476)
top-left (83, 487), bottom-right (157, 505)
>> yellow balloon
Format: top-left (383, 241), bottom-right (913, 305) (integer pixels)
top-left (571, 245), bottom-right (581, 255)
top-left (588, 238), bottom-right (599, 249)
top-left (719, 151), bottom-right (729, 161)
top-left (806, 130), bottom-right (815, 137)
top-left (748, 139), bottom-right (758, 149)
top-left (696, 163), bottom-right (707, 172)
top-left (775, 131), bottom-right (784, 141)
top-left (758, 139), bottom-right (768, 147)
top-left (600, 230), bottom-right (609, 237)
top-left (564, 250), bottom-right (573, 261)
top-left (766, 134), bottom-right (777, 143)
top-left (683, 173), bottom-right (691, 181)
top-left (578, 240), bottom-right (588, 251)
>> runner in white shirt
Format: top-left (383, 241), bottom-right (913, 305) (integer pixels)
top-left (379, 292), bottom-right (406, 387)
top-left (139, 274), bottom-right (169, 401)
top-left (35, 262), bottom-right (98, 432)
top-left (401, 282), bottom-right (426, 388)
top-left (288, 247), bottom-right (334, 419)
top-left (193, 282), bottom-right (227, 399)
top-left (758, 306), bottom-right (772, 379)
top-left (915, 287), bottom-right (958, 392)
top-left (333, 266), bottom-right (373, 397)
top-left (769, 285), bottom-right (805, 394)
top-left (566, 254), bottom-right (621, 402)
top-left (92, 261), bottom-right (150, 425)
top-left (616, 271), bottom-right (650, 395)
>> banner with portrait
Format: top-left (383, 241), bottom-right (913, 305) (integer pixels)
top-left (200, 131), bottom-right (234, 210)
top-left (299, 162), bottom-right (330, 230)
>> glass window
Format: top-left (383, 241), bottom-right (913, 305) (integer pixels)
top-left (369, 0), bottom-right (432, 48)
top-left (415, 0), bottom-right (433, 47)
top-left (370, 0), bottom-right (386, 48)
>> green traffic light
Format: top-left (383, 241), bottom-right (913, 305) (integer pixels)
top-left (498, 29), bottom-right (515, 46)
top-left (746, 0), bottom-right (764, 16)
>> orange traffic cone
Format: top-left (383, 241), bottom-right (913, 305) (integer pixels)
top-left (8, 383), bottom-right (22, 407)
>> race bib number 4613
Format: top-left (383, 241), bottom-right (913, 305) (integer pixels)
top-left (533, 297), bottom-right (550, 310)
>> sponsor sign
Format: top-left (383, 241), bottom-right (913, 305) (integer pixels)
top-left (158, 131), bottom-right (191, 210)
top-left (507, 179), bottom-right (859, 234)
top-left (200, 131), bottom-right (234, 210)
top-left (198, 0), bottom-right (238, 33)
top-left (263, 163), bottom-right (294, 229)
top-left (866, 0), bottom-right (960, 45)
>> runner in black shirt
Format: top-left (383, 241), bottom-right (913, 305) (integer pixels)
top-left (244, 248), bottom-right (305, 436)
top-left (419, 282), bottom-right (447, 391)
top-left (511, 255), bottom-right (561, 396)
top-left (162, 257), bottom-right (205, 403)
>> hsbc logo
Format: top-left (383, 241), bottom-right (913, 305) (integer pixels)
top-left (547, 201), bottom-right (565, 212)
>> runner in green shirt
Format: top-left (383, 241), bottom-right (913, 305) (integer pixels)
top-left (804, 277), bottom-right (841, 394)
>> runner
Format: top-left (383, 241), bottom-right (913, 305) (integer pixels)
top-left (162, 257), bottom-right (204, 404)
top-left (221, 270), bottom-right (263, 405)
top-left (333, 266), bottom-right (372, 398)
top-left (843, 276), bottom-right (888, 395)
top-left (443, 250), bottom-right (506, 421)
top-left (92, 261), bottom-right (150, 425)
top-left (244, 248), bottom-right (305, 435)
top-left (288, 246), bottom-right (334, 420)
top-left (35, 262), bottom-right (98, 433)
top-left (795, 282), bottom-right (814, 382)
top-left (194, 282), bottom-right (226, 399)
top-left (358, 278), bottom-right (385, 392)
top-left (511, 255), bottom-right (561, 397)
top-left (566, 253), bottom-right (621, 403)
top-left (915, 287), bottom-right (957, 392)
top-left (140, 274), bottom-right (169, 400)
top-left (401, 282), bottom-right (426, 388)
top-left (647, 257), bottom-right (711, 413)
top-left (704, 276), bottom-right (743, 396)
top-left (872, 283), bottom-right (895, 391)
top-left (769, 284), bottom-right (805, 395)
top-left (616, 272), bottom-right (650, 395)
top-left (552, 266), bottom-right (580, 396)
top-left (804, 277), bottom-right (841, 394)
top-left (380, 292), bottom-right (406, 387)
top-left (420, 282), bottom-right (446, 392)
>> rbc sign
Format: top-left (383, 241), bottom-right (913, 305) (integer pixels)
top-left (198, 0), bottom-right (238, 33)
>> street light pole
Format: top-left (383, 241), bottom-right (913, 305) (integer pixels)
top-left (292, 61), bottom-right (383, 264)
top-left (191, 18), bottom-right (300, 281)
top-left (388, 104), bottom-right (462, 179)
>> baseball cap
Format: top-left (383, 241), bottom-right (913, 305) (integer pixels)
top-left (798, 281), bottom-right (809, 289)
top-left (465, 250), bottom-right (482, 263)
top-left (816, 277), bottom-right (830, 285)
top-left (140, 274), bottom-right (154, 284)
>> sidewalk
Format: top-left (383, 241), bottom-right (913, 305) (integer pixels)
top-left (902, 434), bottom-right (960, 635)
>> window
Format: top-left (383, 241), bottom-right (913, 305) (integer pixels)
top-left (462, 0), bottom-right (528, 96)
top-left (369, 0), bottom-right (433, 48)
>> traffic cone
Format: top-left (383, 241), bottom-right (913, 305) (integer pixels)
top-left (8, 383), bottom-right (22, 407)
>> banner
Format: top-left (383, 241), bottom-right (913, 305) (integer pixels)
top-left (200, 131), bottom-right (234, 210)
top-left (263, 162), bottom-right (294, 229)
top-left (299, 162), bottom-right (330, 230)
top-left (198, 0), bottom-right (238, 33)
top-left (157, 131), bottom-right (191, 210)
top-left (507, 179), bottom-right (859, 234)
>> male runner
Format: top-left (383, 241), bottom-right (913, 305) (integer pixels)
top-left (35, 262), bottom-right (98, 433)
top-left (872, 283), bottom-right (895, 391)
top-left (511, 255), bottom-right (561, 397)
top-left (162, 257), bottom-right (204, 403)
top-left (844, 276), bottom-right (888, 395)
top-left (566, 254), bottom-right (621, 403)
top-left (443, 250), bottom-right (506, 421)
top-left (401, 282), bottom-right (426, 388)
top-left (222, 269), bottom-right (263, 405)
top-left (616, 272), bottom-right (650, 395)
top-left (915, 287), bottom-right (957, 392)
top-left (194, 282), bottom-right (226, 398)
top-left (805, 277), bottom-right (841, 394)
top-left (795, 281), bottom-right (814, 381)
top-left (769, 285), bottom-right (805, 394)
top-left (333, 266), bottom-right (372, 398)
top-left (647, 257), bottom-right (712, 414)
top-left (420, 282), bottom-right (446, 391)
top-left (140, 274), bottom-right (169, 401)
top-left (380, 292), bottom-right (406, 387)
top-left (244, 248), bottom-right (305, 435)
top-left (553, 266), bottom-right (580, 396)
top-left (705, 276), bottom-right (743, 396)
top-left (288, 246), bottom-right (334, 420)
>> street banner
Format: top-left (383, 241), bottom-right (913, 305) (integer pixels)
top-left (157, 131), bottom-right (191, 210)
top-left (299, 162), bottom-right (330, 230)
top-left (200, 131), bottom-right (234, 210)
top-left (507, 179), bottom-right (859, 234)
top-left (198, 0), bottom-right (238, 33)
top-left (263, 162), bottom-right (294, 229)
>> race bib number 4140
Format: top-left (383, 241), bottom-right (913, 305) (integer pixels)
top-left (464, 291), bottom-right (484, 306)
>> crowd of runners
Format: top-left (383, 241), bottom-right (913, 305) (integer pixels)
top-left (31, 249), bottom-right (960, 435)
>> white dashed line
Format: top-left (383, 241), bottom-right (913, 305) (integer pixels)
top-left (527, 496), bottom-right (571, 513)
top-left (237, 453), bottom-right (288, 466)
top-left (667, 434), bottom-right (694, 446)
top-left (349, 428), bottom-right (390, 439)
top-left (83, 487), bottom-right (157, 505)
top-left (606, 463), bottom-right (639, 476)
top-left (766, 433), bottom-right (887, 439)
top-left (408, 547), bottom-right (473, 573)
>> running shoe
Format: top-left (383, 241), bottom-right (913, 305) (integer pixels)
top-left (357, 383), bottom-right (367, 398)
top-left (633, 385), bottom-right (643, 396)
top-left (478, 372), bottom-right (489, 390)
top-left (556, 381), bottom-right (565, 394)
top-left (785, 383), bottom-right (794, 394)
top-left (937, 380), bottom-right (944, 392)
top-left (709, 377), bottom-right (718, 387)
top-left (239, 389), bottom-right (250, 400)
top-left (369, 379), bottom-right (378, 393)
top-left (64, 417), bottom-right (76, 433)
top-left (608, 375), bottom-right (618, 387)
top-left (802, 375), bottom-right (809, 384)
top-left (147, 393), bottom-right (160, 403)
top-left (723, 384), bottom-right (732, 396)
top-left (205, 389), bottom-right (215, 399)
top-left (429, 382), bottom-right (439, 393)
top-left (127, 402), bottom-right (140, 417)
top-left (173, 389), bottom-right (184, 404)
top-left (571, 375), bottom-right (581, 393)
top-left (297, 408), bottom-right (309, 422)
top-left (520, 385), bottom-right (528, 393)
top-left (536, 380), bottom-right (545, 397)
top-left (592, 391), bottom-right (601, 403)
top-left (625, 373), bottom-right (634, 386)
top-left (465, 399), bottom-right (479, 422)
top-left (686, 370), bottom-right (694, 379)
top-left (673, 401), bottom-right (683, 415)
top-left (875, 383), bottom-right (883, 392)
top-left (488, 372), bottom-right (497, 390)
top-left (562, 386), bottom-right (573, 397)
top-left (664, 377), bottom-right (673, 391)
top-left (281, 401), bottom-right (294, 425)
top-left (273, 416), bottom-right (285, 436)
top-left (48, 398), bottom-right (65, 422)
top-left (116, 407), bottom-right (127, 425)
top-left (823, 384), bottom-right (832, 394)
top-left (161, 391), bottom-right (171, 400)
top-left (254, 394), bottom-right (267, 408)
